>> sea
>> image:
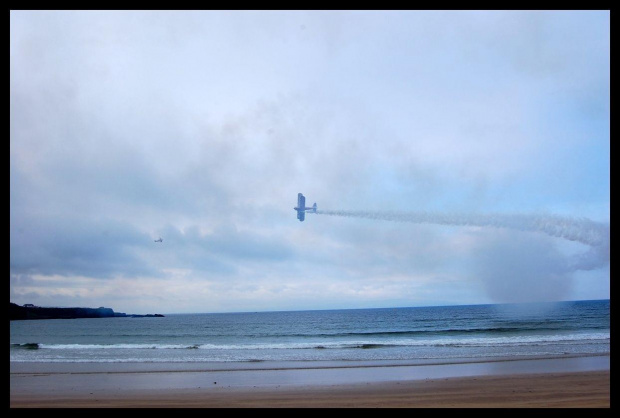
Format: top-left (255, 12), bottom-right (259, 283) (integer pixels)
top-left (10, 299), bottom-right (609, 364)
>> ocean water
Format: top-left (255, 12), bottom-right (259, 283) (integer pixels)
top-left (10, 299), bottom-right (609, 364)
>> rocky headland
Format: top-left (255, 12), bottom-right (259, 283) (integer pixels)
top-left (9, 303), bottom-right (164, 320)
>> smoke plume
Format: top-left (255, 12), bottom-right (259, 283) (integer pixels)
top-left (316, 210), bottom-right (610, 272)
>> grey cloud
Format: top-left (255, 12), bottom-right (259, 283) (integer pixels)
top-left (154, 223), bottom-right (294, 274)
top-left (470, 230), bottom-right (573, 303)
top-left (10, 215), bottom-right (156, 279)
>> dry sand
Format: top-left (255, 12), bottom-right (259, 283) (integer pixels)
top-left (10, 356), bottom-right (610, 408)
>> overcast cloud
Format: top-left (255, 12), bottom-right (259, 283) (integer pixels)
top-left (10, 10), bottom-right (609, 314)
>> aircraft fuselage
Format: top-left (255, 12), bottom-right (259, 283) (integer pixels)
top-left (294, 193), bottom-right (317, 222)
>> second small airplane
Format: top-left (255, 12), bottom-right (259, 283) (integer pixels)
top-left (154, 237), bottom-right (163, 242)
top-left (293, 193), bottom-right (317, 222)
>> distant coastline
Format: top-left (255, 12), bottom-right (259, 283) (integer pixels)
top-left (9, 302), bottom-right (164, 321)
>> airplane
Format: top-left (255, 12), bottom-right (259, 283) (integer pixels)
top-left (293, 193), bottom-right (317, 222)
top-left (154, 237), bottom-right (163, 242)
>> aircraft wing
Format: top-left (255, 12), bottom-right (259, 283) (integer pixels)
top-left (298, 193), bottom-right (305, 210)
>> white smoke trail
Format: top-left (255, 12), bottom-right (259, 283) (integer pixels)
top-left (315, 210), bottom-right (609, 270)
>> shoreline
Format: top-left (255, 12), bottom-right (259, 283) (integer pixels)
top-left (9, 352), bottom-right (610, 375)
top-left (10, 354), bottom-right (610, 408)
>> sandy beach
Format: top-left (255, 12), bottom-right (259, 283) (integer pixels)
top-left (10, 355), bottom-right (610, 408)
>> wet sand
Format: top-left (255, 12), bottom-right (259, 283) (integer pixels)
top-left (10, 355), bottom-right (610, 408)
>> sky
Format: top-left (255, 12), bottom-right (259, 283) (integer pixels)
top-left (10, 10), bottom-right (610, 314)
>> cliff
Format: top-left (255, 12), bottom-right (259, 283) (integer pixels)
top-left (9, 303), bottom-right (164, 320)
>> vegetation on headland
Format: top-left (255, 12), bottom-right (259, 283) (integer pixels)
top-left (9, 302), bottom-right (164, 320)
